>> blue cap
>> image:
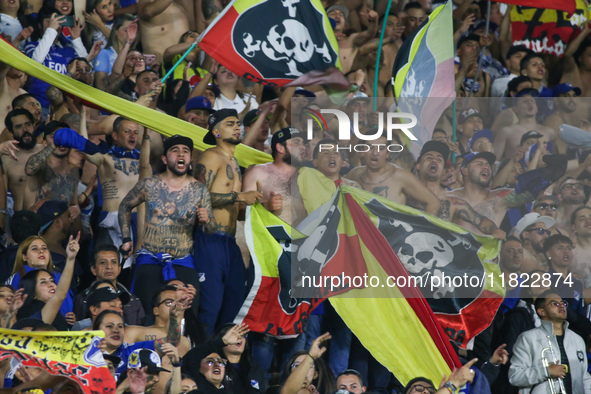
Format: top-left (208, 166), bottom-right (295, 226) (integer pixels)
top-left (185, 96), bottom-right (214, 113)
top-left (461, 151), bottom-right (496, 168)
top-left (206, 84), bottom-right (220, 98)
top-left (467, 129), bottom-right (493, 152)
top-left (294, 88), bottom-right (316, 99)
top-left (512, 88), bottom-right (539, 106)
top-left (552, 83), bottom-right (581, 97)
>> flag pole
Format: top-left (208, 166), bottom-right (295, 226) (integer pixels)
top-left (464, 0), bottom-right (490, 108)
top-left (161, 40), bottom-right (200, 84)
top-left (373, 0), bottom-right (394, 112)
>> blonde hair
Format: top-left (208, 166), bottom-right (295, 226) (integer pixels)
top-left (12, 236), bottom-right (55, 277)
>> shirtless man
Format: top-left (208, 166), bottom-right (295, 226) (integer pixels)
top-left (0, 62), bottom-right (27, 130)
top-left (3, 109), bottom-right (43, 211)
top-left (344, 135), bottom-right (440, 216)
top-left (328, 5), bottom-right (378, 74)
top-left (24, 121), bottom-right (80, 208)
top-left (543, 84), bottom-right (583, 156)
top-left (531, 196), bottom-right (562, 236)
top-left (119, 135), bottom-right (217, 318)
top-left (194, 108), bottom-right (262, 335)
top-left (137, 0), bottom-right (190, 62)
top-left (493, 91), bottom-right (555, 161)
top-left (554, 178), bottom-right (585, 234)
top-left (124, 285), bottom-right (192, 394)
top-left (559, 27), bottom-right (591, 97)
top-left (514, 213), bottom-right (553, 274)
top-left (242, 127), bottom-right (306, 225)
top-left (447, 152), bottom-right (538, 231)
top-left (74, 117), bottom-right (141, 266)
top-left (570, 206), bottom-right (591, 286)
top-left (414, 141), bottom-right (505, 238)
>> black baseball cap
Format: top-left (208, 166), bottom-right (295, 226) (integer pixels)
top-left (461, 151), bottom-right (496, 168)
top-left (42, 121), bottom-right (69, 138)
top-left (11, 318), bottom-right (45, 330)
top-left (457, 34), bottom-right (480, 49)
top-left (86, 286), bottom-right (130, 308)
top-left (243, 109), bottom-right (262, 127)
top-left (271, 127), bottom-right (293, 154)
top-left (127, 349), bottom-right (169, 374)
top-left (37, 200), bottom-right (69, 232)
top-left (103, 352), bottom-right (122, 368)
top-left (506, 45), bottom-right (533, 60)
top-left (163, 135), bottom-right (193, 154)
top-left (205, 108), bottom-right (239, 145)
top-left (418, 140), bottom-right (449, 162)
top-left (520, 130), bottom-right (543, 145)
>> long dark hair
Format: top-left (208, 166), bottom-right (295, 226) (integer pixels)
top-left (280, 351), bottom-right (335, 394)
top-left (158, 79), bottom-right (190, 116)
top-left (31, 6), bottom-right (60, 42)
top-left (215, 323), bottom-right (253, 392)
top-left (18, 268), bottom-right (53, 310)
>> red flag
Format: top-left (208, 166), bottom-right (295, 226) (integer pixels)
top-left (499, 0), bottom-right (575, 15)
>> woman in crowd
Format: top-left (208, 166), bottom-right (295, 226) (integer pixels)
top-left (280, 333), bottom-right (335, 394)
top-left (25, 6), bottom-right (86, 115)
top-left (15, 233), bottom-right (79, 331)
top-left (93, 14), bottom-right (137, 90)
top-left (7, 235), bottom-right (75, 317)
top-left (83, 0), bottom-right (115, 49)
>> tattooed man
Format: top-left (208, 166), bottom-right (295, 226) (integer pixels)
top-left (81, 117), bottom-right (142, 267)
top-left (3, 109), bottom-right (43, 211)
top-left (24, 121), bottom-right (80, 209)
top-left (448, 151), bottom-right (538, 233)
top-left (194, 108), bottom-right (262, 334)
top-left (344, 133), bottom-right (440, 216)
top-left (119, 135), bottom-right (217, 318)
top-left (414, 141), bottom-right (505, 239)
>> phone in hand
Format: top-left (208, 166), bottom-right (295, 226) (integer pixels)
top-left (60, 15), bottom-right (76, 28)
top-left (144, 54), bottom-right (156, 66)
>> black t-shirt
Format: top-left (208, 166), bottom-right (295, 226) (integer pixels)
top-left (556, 335), bottom-right (572, 394)
top-left (16, 299), bottom-right (68, 331)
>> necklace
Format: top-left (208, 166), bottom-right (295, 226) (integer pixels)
top-left (217, 147), bottom-right (234, 161)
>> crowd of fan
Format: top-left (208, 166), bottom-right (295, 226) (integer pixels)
top-left (2, 0), bottom-right (591, 393)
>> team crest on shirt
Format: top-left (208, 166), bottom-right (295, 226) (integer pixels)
top-left (578, 350), bottom-right (585, 362)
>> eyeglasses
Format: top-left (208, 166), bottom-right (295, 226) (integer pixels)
top-left (561, 183), bottom-right (583, 191)
top-left (536, 203), bottom-right (558, 211)
top-left (411, 385), bottom-right (436, 394)
top-left (202, 358), bottom-right (227, 367)
top-left (547, 301), bottom-right (568, 308)
top-left (525, 228), bottom-right (551, 236)
top-left (291, 361), bottom-right (315, 371)
top-left (158, 298), bottom-right (174, 307)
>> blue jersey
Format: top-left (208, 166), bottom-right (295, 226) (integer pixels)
top-left (25, 40), bottom-right (77, 108)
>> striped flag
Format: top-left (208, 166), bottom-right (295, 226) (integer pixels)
top-left (0, 329), bottom-right (115, 394)
top-left (391, 1), bottom-right (455, 158)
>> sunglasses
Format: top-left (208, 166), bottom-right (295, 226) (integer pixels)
top-left (202, 358), bottom-right (227, 367)
top-left (536, 203), bottom-right (558, 211)
top-left (525, 228), bottom-right (551, 236)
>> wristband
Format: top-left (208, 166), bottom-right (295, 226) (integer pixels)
top-left (442, 382), bottom-right (456, 393)
top-left (122, 237), bottom-right (132, 244)
top-left (171, 360), bottom-right (182, 367)
top-left (307, 353), bottom-right (315, 360)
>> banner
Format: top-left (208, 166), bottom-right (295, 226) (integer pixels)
top-left (391, 1), bottom-right (455, 158)
top-left (499, 0), bottom-right (576, 15)
top-left (0, 328), bottom-right (114, 394)
top-left (198, 0), bottom-right (349, 89)
top-left (0, 37), bottom-right (272, 168)
top-left (511, 0), bottom-right (588, 57)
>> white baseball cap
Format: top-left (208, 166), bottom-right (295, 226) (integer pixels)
top-left (514, 213), bottom-right (555, 236)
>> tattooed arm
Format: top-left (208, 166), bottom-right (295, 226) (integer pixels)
top-left (197, 183), bottom-right (218, 234)
top-left (24, 144), bottom-right (54, 176)
top-left (502, 189), bottom-right (537, 209)
top-left (202, 0), bottom-right (221, 21)
top-left (452, 197), bottom-right (506, 239)
top-left (118, 178), bottom-right (149, 242)
top-left (154, 297), bottom-right (185, 354)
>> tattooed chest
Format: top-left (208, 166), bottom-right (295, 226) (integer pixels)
top-left (38, 171), bottom-right (78, 202)
top-left (473, 200), bottom-right (498, 223)
top-left (438, 199), bottom-right (451, 221)
top-left (113, 157), bottom-right (140, 176)
top-left (146, 189), bottom-right (201, 227)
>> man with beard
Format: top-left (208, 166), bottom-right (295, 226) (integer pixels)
top-left (194, 108), bottom-right (262, 334)
top-left (413, 141), bottom-right (505, 238)
top-left (242, 127), bottom-right (304, 224)
top-left (554, 178), bottom-right (585, 234)
top-left (24, 121), bottom-right (80, 208)
top-left (544, 83), bottom-right (583, 157)
top-left (570, 206), bottom-right (591, 285)
top-left (493, 90), bottom-right (556, 160)
top-left (447, 152), bottom-right (538, 230)
top-left (3, 109), bottom-right (43, 211)
top-left (119, 135), bottom-right (217, 318)
top-left (345, 134), bottom-right (440, 216)
top-left (500, 236), bottom-right (524, 287)
top-left (515, 213), bottom-right (554, 274)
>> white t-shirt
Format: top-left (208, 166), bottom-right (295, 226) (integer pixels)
top-left (0, 14), bottom-right (23, 42)
top-left (213, 92), bottom-right (259, 112)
